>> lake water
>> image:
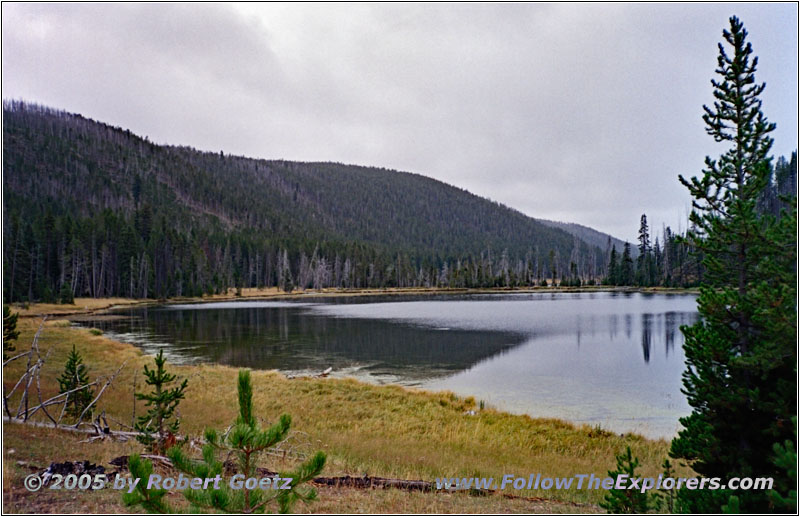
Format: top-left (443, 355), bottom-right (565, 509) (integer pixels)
top-left (78, 292), bottom-right (698, 439)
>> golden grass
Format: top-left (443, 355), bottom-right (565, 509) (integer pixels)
top-left (3, 313), bottom-right (688, 513)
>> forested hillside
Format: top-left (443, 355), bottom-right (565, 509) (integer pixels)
top-left (538, 219), bottom-right (632, 258)
top-left (3, 101), bottom-right (616, 302)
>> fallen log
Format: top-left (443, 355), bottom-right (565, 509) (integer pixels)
top-left (501, 492), bottom-right (597, 509)
top-left (3, 416), bottom-right (175, 442)
top-left (311, 474), bottom-right (435, 492)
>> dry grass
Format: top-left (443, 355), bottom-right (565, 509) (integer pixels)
top-left (2, 312), bottom-right (687, 513)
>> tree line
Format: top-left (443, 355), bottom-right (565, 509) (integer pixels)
top-left (3, 100), bottom-right (617, 303)
top-left (602, 151), bottom-right (794, 288)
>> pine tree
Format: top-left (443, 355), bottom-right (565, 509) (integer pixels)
top-left (3, 306), bottom-right (20, 360)
top-left (654, 458), bottom-right (677, 513)
top-left (768, 416), bottom-right (797, 513)
top-left (619, 242), bottom-right (634, 286)
top-left (134, 350), bottom-right (188, 454)
top-left (59, 283), bottom-right (74, 304)
top-left (599, 446), bottom-right (650, 513)
top-left (636, 214), bottom-right (651, 286)
top-left (160, 370), bottom-right (326, 514)
top-left (57, 345), bottom-right (94, 418)
top-left (605, 245), bottom-right (619, 285)
top-left (670, 16), bottom-right (796, 512)
top-left (122, 454), bottom-right (174, 513)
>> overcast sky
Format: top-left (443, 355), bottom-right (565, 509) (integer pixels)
top-left (3, 3), bottom-right (797, 241)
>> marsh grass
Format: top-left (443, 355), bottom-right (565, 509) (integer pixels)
top-left (3, 312), bottom-right (688, 512)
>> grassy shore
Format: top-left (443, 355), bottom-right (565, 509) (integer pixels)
top-left (8, 285), bottom-right (699, 318)
top-left (3, 295), bottom-right (690, 513)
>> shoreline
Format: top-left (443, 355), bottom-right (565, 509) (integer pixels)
top-left (10, 288), bottom-right (694, 440)
top-left (9, 285), bottom-right (699, 319)
top-left (3, 292), bottom-right (688, 511)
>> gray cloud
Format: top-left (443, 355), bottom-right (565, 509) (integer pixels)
top-left (2, 3), bottom-right (797, 240)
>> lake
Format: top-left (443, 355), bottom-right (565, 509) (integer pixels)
top-left (78, 292), bottom-right (698, 439)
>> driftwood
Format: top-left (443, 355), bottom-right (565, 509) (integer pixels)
top-left (3, 317), bottom-right (125, 428)
top-left (72, 361), bottom-right (127, 428)
top-left (4, 416), bottom-right (145, 441)
top-left (286, 367), bottom-right (333, 380)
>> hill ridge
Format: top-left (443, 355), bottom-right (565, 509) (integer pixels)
top-left (3, 100), bottom-right (616, 300)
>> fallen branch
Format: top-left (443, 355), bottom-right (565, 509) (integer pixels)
top-left (287, 367), bottom-right (333, 380)
top-left (25, 380), bottom-right (102, 421)
top-left (3, 416), bottom-right (180, 442)
top-left (73, 361), bottom-right (127, 428)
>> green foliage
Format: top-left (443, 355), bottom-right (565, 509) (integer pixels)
top-left (162, 370), bottom-right (326, 513)
top-left (604, 245), bottom-right (618, 285)
top-left (619, 242), bottom-right (634, 286)
top-left (3, 305), bottom-right (20, 360)
top-left (59, 283), bottom-right (74, 304)
top-left (670, 16), bottom-right (796, 513)
top-left (135, 350), bottom-right (188, 454)
top-left (599, 446), bottom-right (650, 513)
top-left (122, 454), bottom-right (173, 513)
top-left (768, 416), bottom-right (797, 512)
top-left (3, 101), bottom-right (611, 301)
top-left (653, 458), bottom-right (677, 513)
top-left (57, 345), bottom-right (94, 418)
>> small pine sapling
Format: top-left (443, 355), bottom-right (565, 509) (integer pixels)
top-left (166, 370), bottom-right (326, 513)
top-left (122, 454), bottom-right (174, 513)
top-left (599, 446), bottom-right (650, 513)
top-left (135, 350), bottom-right (188, 454)
top-left (57, 345), bottom-right (94, 418)
top-left (654, 458), bottom-right (677, 513)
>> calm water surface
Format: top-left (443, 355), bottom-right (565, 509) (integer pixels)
top-left (80, 292), bottom-right (698, 439)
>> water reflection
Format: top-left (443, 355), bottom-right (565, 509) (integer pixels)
top-left (85, 299), bottom-right (695, 375)
top-left (77, 292), bottom-right (699, 437)
top-left (82, 304), bottom-right (527, 381)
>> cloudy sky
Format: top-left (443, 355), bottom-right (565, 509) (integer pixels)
top-left (3, 3), bottom-right (797, 240)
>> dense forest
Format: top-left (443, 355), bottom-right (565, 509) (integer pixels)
top-left (602, 152), bottom-right (796, 288)
top-left (3, 101), bottom-right (622, 302)
top-left (3, 102), bottom-right (795, 302)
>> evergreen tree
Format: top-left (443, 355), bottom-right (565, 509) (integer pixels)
top-left (134, 350), bottom-right (188, 454)
top-left (636, 214), bottom-right (651, 286)
top-left (3, 306), bottom-right (20, 360)
top-left (619, 242), bottom-right (634, 285)
top-left (654, 458), bottom-right (677, 513)
top-left (768, 417), bottom-right (797, 513)
top-left (599, 446), bottom-right (650, 513)
top-left (57, 345), bottom-right (94, 418)
top-left (59, 283), bottom-right (74, 304)
top-left (604, 246), bottom-right (619, 285)
top-left (122, 454), bottom-right (173, 513)
top-left (159, 370), bottom-right (326, 514)
top-left (670, 16), bottom-right (796, 512)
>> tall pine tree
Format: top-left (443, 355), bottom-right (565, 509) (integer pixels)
top-left (670, 16), bottom-right (796, 512)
